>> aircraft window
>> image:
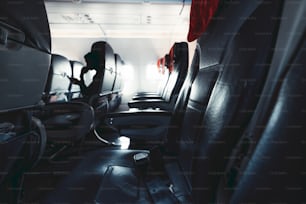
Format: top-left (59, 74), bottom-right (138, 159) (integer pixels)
top-left (121, 64), bottom-right (136, 94)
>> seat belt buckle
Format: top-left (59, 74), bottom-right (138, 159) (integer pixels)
top-left (133, 152), bottom-right (150, 177)
top-left (168, 184), bottom-right (175, 193)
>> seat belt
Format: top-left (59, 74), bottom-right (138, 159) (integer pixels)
top-left (217, 1), bottom-right (306, 202)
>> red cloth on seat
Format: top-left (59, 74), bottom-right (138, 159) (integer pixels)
top-left (187, 0), bottom-right (220, 42)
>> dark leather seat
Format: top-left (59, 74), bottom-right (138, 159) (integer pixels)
top-left (41, 47), bottom-right (208, 203)
top-left (0, 0), bottom-right (50, 202)
top-left (128, 42), bottom-right (188, 110)
top-left (189, 1), bottom-right (283, 202)
top-left (219, 1), bottom-right (306, 203)
top-left (39, 1), bottom-right (290, 204)
top-left (99, 43), bottom-right (198, 146)
top-left (230, 42), bottom-right (306, 204)
top-left (21, 0), bottom-right (306, 203)
top-left (36, 54), bottom-right (94, 147)
top-left (84, 41), bottom-right (117, 121)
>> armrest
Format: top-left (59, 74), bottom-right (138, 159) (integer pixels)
top-left (128, 99), bottom-right (168, 109)
top-left (132, 95), bottom-right (162, 100)
top-left (106, 109), bottom-right (172, 142)
top-left (106, 109), bottom-right (172, 128)
top-left (134, 92), bottom-right (158, 96)
top-left (38, 102), bottom-right (94, 143)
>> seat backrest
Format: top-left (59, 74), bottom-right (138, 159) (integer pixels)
top-left (0, 0), bottom-right (50, 201)
top-left (222, 1), bottom-right (306, 203)
top-left (113, 54), bottom-right (124, 94)
top-left (69, 60), bottom-right (84, 99)
top-left (188, 1), bottom-right (283, 203)
top-left (161, 42), bottom-right (188, 102)
top-left (230, 39), bottom-right (306, 204)
top-left (91, 41), bottom-right (116, 97)
top-left (44, 54), bottom-right (72, 102)
top-left (165, 44), bottom-right (201, 152)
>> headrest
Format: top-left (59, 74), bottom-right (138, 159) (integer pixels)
top-left (91, 41), bottom-right (115, 72)
top-left (167, 42), bottom-right (188, 72)
top-left (172, 42), bottom-right (189, 60)
top-left (0, 0), bottom-right (51, 53)
top-left (187, 0), bottom-right (220, 42)
top-left (91, 41), bottom-right (116, 95)
top-left (169, 42), bottom-right (189, 71)
top-left (46, 54), bottom-right (72, 95)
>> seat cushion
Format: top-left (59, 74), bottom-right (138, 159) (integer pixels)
top-left (42, 149), bottom-right (150, 203)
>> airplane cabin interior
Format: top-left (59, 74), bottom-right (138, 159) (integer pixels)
top-left (0, 0), bottom-right (305, 203)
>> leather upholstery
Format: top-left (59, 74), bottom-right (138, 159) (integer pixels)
top-left (82, 41), bottom-right (118, 120)
top-left (36, 54), bottom-right (95, 145)
top-left (39, 36), bottom-right (214, 204)
top-left (104, 42), bottom-right (197, 145)
top-left (43, 1), bottom-right (287, 203)
top-left (20, 0), bottom-right (306, 203)
top-left (0, 0), bottom-right (50, 202)
top-left (230, 40), bottom-right (306, 203)
top-left (225, 1), bottom-right (306, 203)
top-left (0, 0), bottom-right (51, 53)
top-left (44, 54), bottom-right (71, 102)
top-left (0, 0), bottom-right (51, 111)
top-left (42, 149), bottom-right (150, 203)
top-left (191, 1), bottom-right (283, 202)
top-left (91, 41), bottom-right (116, 97)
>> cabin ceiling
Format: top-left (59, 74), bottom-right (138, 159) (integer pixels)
top-left (45, 0), bottom-right (191, 39)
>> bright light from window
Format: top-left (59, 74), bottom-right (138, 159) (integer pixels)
top-left (122, 64), bottom-right (135, 80)
top-left (146, 64), bottom-right (160, 81)
top-left (122, 64), bottom-right (136, 94)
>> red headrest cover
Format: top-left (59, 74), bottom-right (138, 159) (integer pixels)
top-left (187, 0), bottom-right (220, 42)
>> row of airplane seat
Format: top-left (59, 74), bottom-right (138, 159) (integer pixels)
top-left (1, 0), bottom-right (305, 203)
